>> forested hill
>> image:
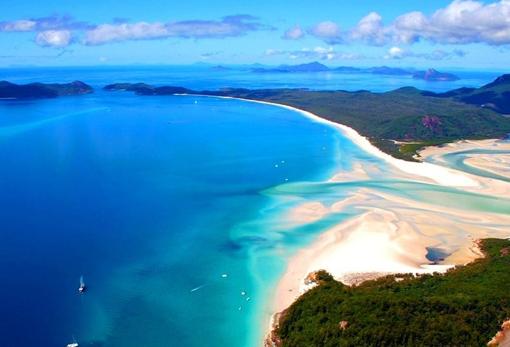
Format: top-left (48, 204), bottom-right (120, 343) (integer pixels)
top-left (270, 239), bottom-right (510, 347)
top-left (423, 74), bottom-right (510, 114)
top-left (104, 74), bottom-right (510, 161)
top-left (0, 81), bottom-right (93, 99)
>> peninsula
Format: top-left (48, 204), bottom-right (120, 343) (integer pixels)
top-left (104, 73), bottom-right (510, 161)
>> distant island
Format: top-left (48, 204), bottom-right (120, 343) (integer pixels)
top-left (0, 81), bottom-right (93, 99)
top-left (266, 238), bottom-right (510, 347)
top-left (413, 68), bottom-right (459, 82)
top-left (209, 65), bottom-right (233, 72)
top-left (249, 62), bottom-right (460, 81)
top-left (251, 62), bottom-right (330, 73)
top-left (104, 73), bottom-right (510, 161)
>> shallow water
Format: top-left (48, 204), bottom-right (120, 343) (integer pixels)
top-left (428, 148), bottom-right (510, 183)
top-left (0, 66), bottom-right (508, 347)
top-left (0, 89), bottom-right (371, 346)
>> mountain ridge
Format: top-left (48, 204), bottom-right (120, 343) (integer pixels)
top-left (250, 62), bottom-right (460, 81)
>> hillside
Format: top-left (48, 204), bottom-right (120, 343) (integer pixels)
top-left (413, 68), bottom-right (459, 81)
top-left (271, 239), bottom-right (510, 347)
top-left (206, 87), bottom-right (510, 160)
top-left (104, 74), bottom-right (510, 161)
top-left (0, 81), bottom-right (93, 99)
top-left (425, 74), bottom-right (510, 114)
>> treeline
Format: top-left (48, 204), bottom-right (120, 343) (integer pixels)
top-left (275, 239), bottom-right (510, 347)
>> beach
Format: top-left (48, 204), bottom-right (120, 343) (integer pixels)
top-left (1, 90), bottom-right (356, 347)
top-left (185, 97), bottom-right (510, 346)
top-left (251, 102), bottom-right (510, 332)
top-left (2, 85), bottom-right (509, 347)
top-left (419, 139), bottom-right (510, 181)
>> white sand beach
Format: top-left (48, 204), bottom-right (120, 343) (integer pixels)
top-left (275, 181), bottom-right (510, 309)
top-left (419, 139), bottom-right (510, 181)
top-left (197, 96), bottom-right (510, 335)
top-left (261, 105), bottom-right (510, 317)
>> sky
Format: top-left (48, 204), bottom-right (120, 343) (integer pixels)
top-left (0, 0), bottom-right (510, 69)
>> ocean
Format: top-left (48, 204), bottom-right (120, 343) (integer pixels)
top-left (0, 66), bottom-right (505, 346)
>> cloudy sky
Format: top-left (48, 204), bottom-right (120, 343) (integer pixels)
top-left (1, 0), bottom-right (510, 68)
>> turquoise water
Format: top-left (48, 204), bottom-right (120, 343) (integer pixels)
top-left (0, 89), bottom-right (369, 346)
top-left (1, 67), bottom-right (509, 347)
top-left (427, 148), bottom-right (510, 183)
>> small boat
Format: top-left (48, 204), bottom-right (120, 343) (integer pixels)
top-left (78, 275), bottom-right (86, 294)
top-left (67, 336), bottom-right (79, 347)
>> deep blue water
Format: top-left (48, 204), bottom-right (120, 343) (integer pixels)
top-left (0, 66), bottom-right (505, 346)
top-left (0, 86), bottom-right (370, 346)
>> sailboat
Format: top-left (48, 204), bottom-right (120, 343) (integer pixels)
top-left (67, 335), bottom-right (79, 347)
top-left (78, 275), bottom-right (86, 294)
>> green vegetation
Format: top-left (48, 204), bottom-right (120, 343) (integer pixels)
top-left (275, 239), bottom-right (510, 347)
top-left (397, 140), bottom-right (453, 161)
top-left (216, 87), bottom-right (510, 160)
top-left (105, 74), bottom-right (510, 160)
top-left (426, 74), bottom-right (510, 114)
top-left (0, 80), bottom-right (93, 99)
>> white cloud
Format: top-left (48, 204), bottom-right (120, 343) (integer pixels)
top-left (0, 20), bottom-right (36, 32)
top-left (391, 11), bottom-right (429, 44)
top-left (416, 0), bottom-right (510, 44)
top-left (309, 21), bottom-right (342, 43)
top-left (350, 12), bottom-right (386, 45)
top-left (84, 15), bottom-right (269, 45)
top-left (282, 25), bottom-right (305, 40)
top-left (384, 46), bottom-right (467, 60)
top-left (309, 0), bottom-right (510, 46)
top-left (0, 14), bottom-right (269, 48)
top-left (265, 46), bottom-right (364, 61)
top-left (84, 22), bottom-right (168, 45)
top-left (35, 30), bottom-right (72, 47)
top-left (0, 15), bottom-right (89, 33)
top-left (385, 46), bottom-right (405, 59)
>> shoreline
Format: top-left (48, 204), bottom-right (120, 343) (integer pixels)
top-left (185, 94), bottom-right (479, 188)
top-left (418, 139), bottom-right (510, 181)
top-left (181, 94), bottom-right (510, 346)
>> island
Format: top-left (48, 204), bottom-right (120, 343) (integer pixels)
top-left (413, 68), bottom-right (460, 81)
top-left (249, 62), bottom-right (460, 81)
top-left (266, 238), bottom-right (510, 347)
top-left (252, 62), bottom-right (331, 73)
top-left (209, 65), bottom-right (233, 71)
top-left (104, 73), bottom-right (510, 161)
top-left (0, 80), bottom-right (93, 99)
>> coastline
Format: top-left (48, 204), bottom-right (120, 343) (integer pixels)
top-left (193, 94), bottom-right (479, 188)
top-left (181, 94), bottom-right (510, 345)
top-left (265, 136), bottom-right (510, 345)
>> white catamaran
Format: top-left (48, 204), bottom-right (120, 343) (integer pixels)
top-left (78, 275), bottom-right (86, 294)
